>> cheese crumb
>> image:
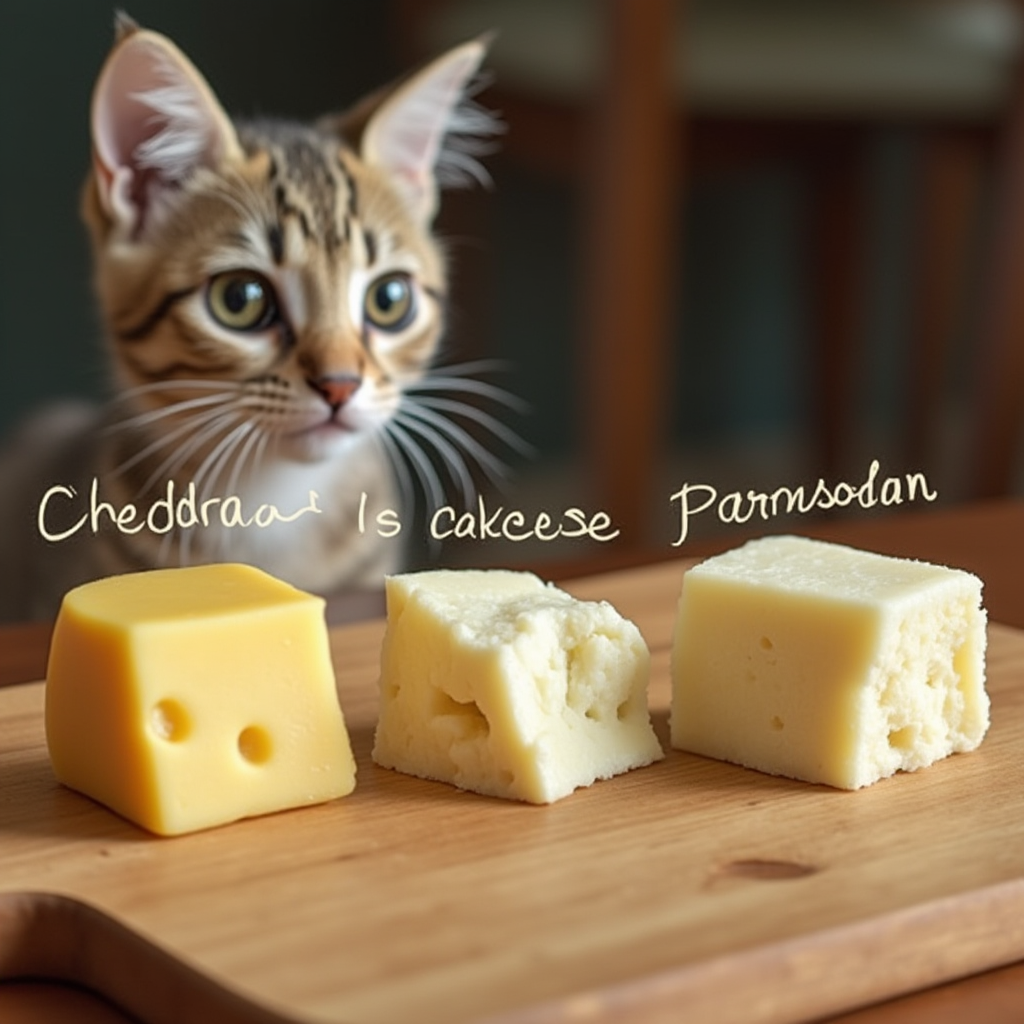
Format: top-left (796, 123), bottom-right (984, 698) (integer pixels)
top-left (372, 569), bottom-right (664, 803)
top-left (671, 535), bottom-right (989, 789)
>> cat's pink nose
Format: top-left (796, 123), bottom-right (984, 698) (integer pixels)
top-left (310, 373), bottom-right (361, 409)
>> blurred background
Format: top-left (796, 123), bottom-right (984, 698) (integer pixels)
top-left (3, 0), bottom-right (1024, 576)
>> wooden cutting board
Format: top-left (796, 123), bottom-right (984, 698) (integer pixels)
top-left (2, 560), bottom-right (1024, 1024)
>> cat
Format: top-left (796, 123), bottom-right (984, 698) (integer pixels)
top-left (0, 15), bottom-right (508, 623)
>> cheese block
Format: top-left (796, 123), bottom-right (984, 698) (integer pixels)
top-left (671, 535), bottom-right (988, 789)
top-left (372, 569), bottom-right (663, 803)
top-left (45, 563), bottom-right (356, 835)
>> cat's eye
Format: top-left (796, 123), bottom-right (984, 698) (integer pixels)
top-left (207, 271), bottom-right (278, 332)
top-left (364, 272), bottom-right (416, 332)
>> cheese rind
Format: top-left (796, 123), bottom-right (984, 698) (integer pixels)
top-left (45, 563), bottom-right (356, 835)
top-left (372, 569), bottom-right (664, 803)
top-left (671, 535), bottom-right (988, 789)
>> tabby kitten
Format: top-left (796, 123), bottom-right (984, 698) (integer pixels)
top-left (0, 17), bottom-right (502, 621)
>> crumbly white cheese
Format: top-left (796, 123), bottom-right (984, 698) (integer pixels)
top-left (671, 535), bottom-right (988, 789)
top-left (372, 569), bottom-right (664, 803)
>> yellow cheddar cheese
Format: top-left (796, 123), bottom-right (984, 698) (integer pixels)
top-left (671, 535), bottom-right (988, 789)
top-left (372, 569), bottom-right (664, 803)
top-left (45, 563), bottom-right (356, 835)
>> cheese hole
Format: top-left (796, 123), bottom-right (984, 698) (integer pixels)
top-left (433, 690), bottom-right (489, 737)
top-left (770, 715), bottom-right (785, 731)
top-left (759, 636), bottom-right (774, 651)
top-left (238, 726), bottom-right (273, 765)
top-left (888, 725), bottom-right (916, 751)
top-left (151, 700), bottom-right (190, 742)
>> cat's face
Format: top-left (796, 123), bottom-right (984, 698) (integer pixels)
top-left (82, 20), bottom-right (488, 473)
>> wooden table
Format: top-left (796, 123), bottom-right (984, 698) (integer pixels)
top-left (2, 499), bottom-right (1023, 1023)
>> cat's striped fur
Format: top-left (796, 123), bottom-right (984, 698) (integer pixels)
top-left (0, 18), bottom-right (504, 621)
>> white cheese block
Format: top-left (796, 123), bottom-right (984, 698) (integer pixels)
top-left (372, 569), bottom-right (664, 803)
top-left (671, 535), bottom-right (988, 789)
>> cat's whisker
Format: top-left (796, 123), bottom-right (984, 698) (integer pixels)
top-left (223, 422), bottom-right (267, 507)
top-left (203, 424), bottom-right (258, 561)
top-left (107, 405), bottom-right (237, 484)
top-left (110, 385), bottom-right (245, 470)
top-left (191, 421), bottom-right (265, 565)
top-left (428, 358), bottom-right (515, 378)
top-left (102, 391), bottom-right (238, 435)
top-left (144, 424), bottom-right (240, 570)
top-left (403, 375), bottom-right (530, 414)
top-left (413, 395), bottom-right (535, 457)
top-left (393, 410), bottom-right (477, 506)
top-left (397, 356), bottom-right (516, 383)
top-left (179, 419), bottom-right (253, 566)
top-left (136, 409), bottom-right (242, 499)
top-left (237, 429), bottom-right (272, 508)
top-left (148, 411), bottom-right (247, 568)
top-left (377, 428), bottom-right (448, 556)
top-left (190, 420), bottom-right (252, 506)
top-left (253, 427), bottom-right (273, 481)
top-left (111, 378), bottom-right (246, 401)
top-left (393, 418), bottom-right (495, 503)
top-left (383, 420), bottom-right (448, 517)
top-left (397, 403), bottom-right (513, 487)
top-left (374, 430), bottom-right (416, 520)
top-left (400, 357), bottom-right (509, 385)
top-left (377, 426), bottom-right (447, 555)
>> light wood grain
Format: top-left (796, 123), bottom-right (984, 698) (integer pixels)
top-left (1, 558), bottom-right (1023, 1024)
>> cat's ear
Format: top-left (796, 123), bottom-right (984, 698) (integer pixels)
top-left (357, 39), bottom-right (496, 223)
top-left (89, 21), bottom-right (242, 236)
